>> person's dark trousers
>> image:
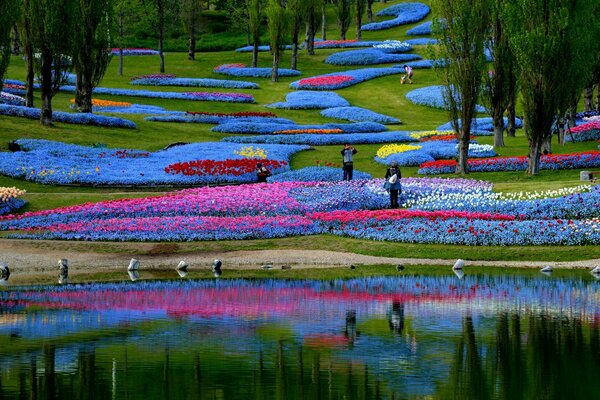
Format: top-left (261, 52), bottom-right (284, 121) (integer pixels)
top-left (390, 190), bottom-right (399, 208)
top-left (343, 162), bottom-right (354, 180)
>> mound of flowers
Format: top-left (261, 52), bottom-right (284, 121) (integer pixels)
top-left (374, 142), bottom-right (496, 166)
top-left (129, 74), bottom-right (259, 89)
top-left (267, 166), bottom-right (372, 182)
top-left (290, 67), bottom-right (401, 90)
top-left (1, 178), bottom-right (598, 245)
top-left (418, 151), bottom-right (600, 175)
top-left (212, 121), bottom-right (386, 135)
top-left (314, 40), bottom-right (384, 49)
top-left (567, 121), bottom-right (600, 142)
top-left (165, 159), bottom-right (287, 177)
top-left (321, 106), bottom-right (401, 124)
top-left (1, 82), bottom-right (26, 96)
top-left (0, 187), bottom-right (27, 216)
top-left (146, 114), bottom-right (293, 124)
top-left (0, 104), bottom-right (137, 128)
top-left (405, 85), bottom-right (486, 113)
top-left (272, 128), bottom-right (343, 135)
top-left (214, 63), bottom-right (300, 78)
top-left (0, 139), bottom-right (308, 185)
top-left (404, 38), bottom-right (439, 46)
top-left (267, 91), bottom-right (350, 109)
top-left (0, 92), bottom-right (25, 106)
top-left (406, 21), bottom-right (432, 35)
top-left (69, 98), bottom-right (183, 116)
top-left (222, 130), bottom-right (417, 146)
top-left (372, 40), bottom-right (413, 53)
top-left (361, 2), bottom-right (430, 31)
top-left (111, 48), bottom-right (159, 56)
top-left (324, 49), bottom-right (421, 66)
top-left (436, 117), bottom-right (524, 133)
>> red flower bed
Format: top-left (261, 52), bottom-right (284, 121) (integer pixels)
top-left (185, 111), bottom-right (277, 118)
top-left (164, 159), bottom-right (287, 177)
top-left (419, 135), bottom-right (460, 142)
top-left (3, 83), bottom-right (25, 90)
top-left (298, 75), bottom-right (355, 87)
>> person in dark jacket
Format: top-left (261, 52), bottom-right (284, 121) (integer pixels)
top-left (341, 144), bottom-right (357, 180)
top-left (256, 162), bottom-right (271, 183)
top-left (384, 161), bottom-right (402, 208)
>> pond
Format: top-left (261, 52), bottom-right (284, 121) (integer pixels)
top-left (1, 270), bottom-right (599, 399)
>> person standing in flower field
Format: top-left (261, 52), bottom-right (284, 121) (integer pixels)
top-left (384, 161), bottom-right (402, 208)
top-left (255, 162), bottom-right (271, 183)
top-left (341, 143), bottom-right (357, 180)
top-left (401, 65), bottom-right (413, 84)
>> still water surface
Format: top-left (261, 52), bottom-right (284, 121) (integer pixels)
top-left (1, 271), bottom-right (599, 399)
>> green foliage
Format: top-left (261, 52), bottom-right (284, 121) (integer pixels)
top-left (266, 0), bottom-right (288, 80)
top-left (0, 0), bottom-right (19, 87)
top-left (335, 0), bottom-right (354, 40)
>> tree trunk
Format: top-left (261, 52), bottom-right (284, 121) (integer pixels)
top-left (158, 0), bottom-right (165, 73)
top-left (246, 27), bottom-right (251, 46)
top-left (492, 106), bottom-right (505, 147)
top-left (118, 12), bottom-right (124, 76)
top-left (11, 24), bottom-right (20, 55)
top-left (506, 102), bottom-right (516, 137)
top-left (252, 42), bottom-right (259, 67)
top-left (541, 135), bottom-right (552, 154)
top-left (367, 2), bottom-right (373, 22)
top-left (75, 73), bottom-right (93, 113)
top-left (455, 132), bottom-right (469, 174)
top-left (307, 12), bottom-right (316, 55)
top-left (595, 80), bottom-right (600, 112)
top-left (23, 0), bottom-right (34, 107)
top-left (340, 29), bottom-right (346, 40)
top-left (321, 5), bottom-right (327, 41)
top-left (188, 32), bottom-right (196, 61)
top-left (271, 50), bottom-right (280, 82)
top-left (526, 140), bottom-right (542, 175)
top-left (291, 24), bottom-right (299, 70)
top-left (119, 48), bottom-right (124, 76)
top-left (356, 8), bottom-right (362, 41)
top-left (40, 48), bottom-right (54, 126)
top-left (583, 85), bottom-right (593, 112)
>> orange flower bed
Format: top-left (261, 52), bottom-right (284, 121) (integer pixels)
top-left (272, 129), bottom-right (343, 135)
top-left (69, 98), bottom-right (132, 107)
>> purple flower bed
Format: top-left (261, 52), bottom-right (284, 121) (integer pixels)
top-left (267, 91), bottom-right (350, 109)
top-left (406, 21), bottom-right (432, 35)
top-left (0, 139), bottom-right (309, 186)
top-left (436, 117), bottom-right (524, 133)
top-left (212, 121), bottom-right (387, 135)
top-left (362, 2), bottom-right (430, 31)
top-left (146, 115), bottom-right (294, 124)
top-left (321, 106), bottom-right (401, 124)
top-left (290, 67), bottom-right (401, 90)
top-left (324, 49), bottom-right (421, 66)
top-left (406, 85), bottom-right (486, 112)
top-left (267, 166), bottom-right (372, 182)
top-left (130, 77), bottom-right (259, 89)
top-left (0, 104), bottom-right (137, 128)
top-left (222, 131), bottom-right (417, 145)
top-left (214, 64), bottom-right (301, 78)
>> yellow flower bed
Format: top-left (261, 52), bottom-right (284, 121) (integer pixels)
top-left (69, 98), bottom-right (132, 107)
top-left (0, 187), bottom-right (26, 202)
top-left (409, 130), bottom-right (455, 140)
top-left (233, 146), bottom-right (268, 159)
top-left (376, 144), bottom-right (422, 159)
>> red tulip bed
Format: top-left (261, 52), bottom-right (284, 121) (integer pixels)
top-left (164, 159), bottom-right (288, 177)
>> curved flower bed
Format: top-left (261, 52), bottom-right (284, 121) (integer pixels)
top-left (0, 92), bottom-right (25, 106)
top-left (234, 44), bottom-right (293, 52)
top-left (418, 151), bottom-right (600, 175)
top-left (0, 187), bottom-right (27, 216)
top-left (406, 21), bottom-right (432, 36)
top-left (290, 67), bottom-right (401, 90)
top-left (314, 40), bottom-right (384, 49)
top-left (212, 121), bottom-right (386, 135)
top-left (267, 90), bottom-right (350, 109)
top-left (374, 142), bottom-right (496, 166)
top-left (165, 159), bottom-right (287, 177)
top-left (2, 179), bottom-right (598, 245)
top-left (404, 38), bottom-right (439, 46)
top-left (268, 167), bottom-right (372, 182)
top-left (362, 2), bottom-right (430, 31)
top-left (146, 115), bottom-right (293, 124)
top-left (320, 106), bottom-right (401, 124)
top-left (222, 130), bottom-right (417, 145)
top-left (272, 129), bottom-right (343, 135)
top-left (214, 63), bottom-right (300, 78)
top-left (406, 85), bottom-right (486, 112)
top-left (0, 139), bottom-right (308, 185)
top-left (130, 76), bottom-right (259, 89)
top-left (324, 49), bottom-right (421, 66)
top-left (567, 121), bottom-right (600, 142)
top-left (111, 48), bottom-right (159, 56)
top-left (436, 117), bottom-right (524, 133)
top-left (0, 104), bottom-right (137, 128)
top-left (372, 40), bottom-right (412, 53)
top-left (1, 83), bottom-right (26, 95)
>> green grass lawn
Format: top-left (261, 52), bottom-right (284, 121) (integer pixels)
top-left (1, 0), bottom-right (599, 261)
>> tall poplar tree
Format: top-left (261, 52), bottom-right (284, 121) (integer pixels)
top-left (266, 0), bottom-right (288, 82)
top-left (355, 0), bottom-right (366, 41)
top-left (288, 0), bottom-right (303, 70)
top-left (335, 0), bottom-right (353, 40)
top-left (432, 0), bottom-right (489, 174)
top-left (181, 0), bottom-right (203, 60)
top-left (0, 0), bottom-right (19, 89)
top-left (248, 0), bottom-right (263, 67)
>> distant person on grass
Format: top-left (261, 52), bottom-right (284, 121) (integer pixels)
top-left (401, 65), bottom-right (413, 84)
top-left (341, 143), bottom-right (357, 181)
top-left (384, 161), bottom-right (402, 208)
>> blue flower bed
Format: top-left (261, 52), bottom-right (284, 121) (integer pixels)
top-left (267, 91), bottom-right (350, 109)
top-left (0, 104), bottom-right (137, 128)
top-left (290, 67), bottom-right (401, 90)
top-left (404, 38), bottom-right (439, 46)
top-left (436, 117), bottom-right (524, 132)
top-left (56, 85), bottom-right (255, 103)
top-left (267, 166), bottom-right (372, 182)
top-left (406, 85), bottom-right (487, 112)
top-left (314, 40), bottom-right (388, 49)
top-left (214, 64), bottom-right (301, 78)
top-left (406, 21), bottom-right (432, 36)
top-left (362, 2), bottom-right (430, 31)
top-left (0, 198), bottom-right (26, 216)
top-left (146, 115), bottom-right (294, 124)
top-left (395, 59), bottom-right (444, 69)
top-left (0, 92), bottom-right (26, 106)
top-left (95, 104), bottom-right (185, 115)
top-left (0, 139), bottom-right (309, 186)
top-left (375, 142), bottom-right (496, 166)
top-left (234, 45), bottom-right (293, 52)
top-left (111, 48), bottom-right (159, 56)
top-left (222, 131), bottom-right (417, 145)
top-left (321, 106), bottom-right (401, 124)
top-left (130, 77), bottom-right (259, 89)
top-left (212, 121), bottom-right (386, 134)
top-left (324, 49), bottom-right (421, 66)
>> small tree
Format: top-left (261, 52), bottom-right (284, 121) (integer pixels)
top-left (181, 0), bottom-right (203, 61)
top-left (321, 1), bottom-right (327, 40)
top-left (248, 0), bottom-right (263, 67)
top-left (288, 0), bottom-right (303, 70)
top-left (266, 0), bottom-right (288, 82)
top-left (19, 0), bottom-right (35, 106)
top-left (355, 0), bottom-right (366, 41)
top-left (73, 0), bottom-right (113, 113)
top-left (432, 0), bottom-right (489, 174)
top-left (0, 0), bottom-right (19, 90)
top-left (305, 0), bottom-right (321, 55)
top-left (335, 0), bottom-right (353, 40)
top-left (226, 0), bottom-right (251, 46)
top-left (366, 0), bottom-right (374, 22)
